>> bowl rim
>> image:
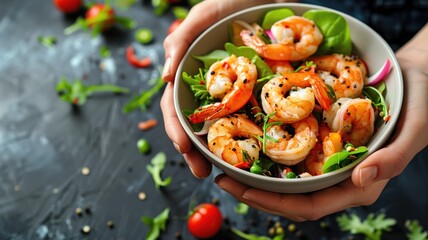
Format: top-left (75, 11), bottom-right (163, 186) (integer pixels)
top-left (173, 3), bottom-right (403, 187)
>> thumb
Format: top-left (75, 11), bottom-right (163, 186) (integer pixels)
top-left (351, 144), bottom-right (409, 188)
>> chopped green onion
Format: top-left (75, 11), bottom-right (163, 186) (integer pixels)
top-left (137, 138), bottom-right (150, 154)
top-left (135, 28), bottom-right (153, 44)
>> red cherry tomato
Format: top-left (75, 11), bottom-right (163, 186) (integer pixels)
top-left (187, 203), bottom-right (222, 239)
top-left (85, 4), bottom-right (116, 30)
top-left (167, 19), bottom-right (183, 35)
top-left (53, 0), bottom-right (82, 14)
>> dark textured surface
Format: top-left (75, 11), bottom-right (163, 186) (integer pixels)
top-left (0, 1), bottom-right (427, 240)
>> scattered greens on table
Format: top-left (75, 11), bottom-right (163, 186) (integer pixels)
top-left (146, 152), bottom-right (172, 189)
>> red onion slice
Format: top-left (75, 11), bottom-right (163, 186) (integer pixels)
top-left (367, 59), bottom-right (392, 86)
top-left (265, 30), bottom-right (277, 43)
top-left (193, 119), bottom-right (218, 136)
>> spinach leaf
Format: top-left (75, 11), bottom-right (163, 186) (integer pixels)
top-left (193, 50), bottom-right (230, 69)
top-left (303, 10), bottom-right (352, 55)
top-left (322, 144), bottom-right (368, 173)
top-left (261, 8), bottom-right (295, 29)
top-left (363, 83), bottom-right (389, 120)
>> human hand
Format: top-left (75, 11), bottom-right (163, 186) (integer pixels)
top-left (160, 0), bottom-right (287, 178)
top-left (215, 24), bottom-right (428, 221)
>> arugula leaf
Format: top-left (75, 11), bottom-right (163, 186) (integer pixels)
top-left (261, 8), bottom-right (295, 29)
top-left (235, 202), bottom-right (249, 215)
top-left (322, 143), bottom-right (368, 173)
top-left (303, 10), bottom-right (352, 56)
top-left (141, 208), bottom-right (170, 240)
top-left (122, 77), bottom-right (166, 113)
top-left (182, 69), bottom-right (215, 105)
top-left (363, 83), bottom-right (389, 121)
top-left (406, 220), bottom-right (428, 240)
top-left (224, 43), bottom-right (273, 78)
top-left (193, 50), bottom-right (230, 69)
top-left (337, 213), bottom-right (396, 240)
top-left (231, 227), bottom-right (282, 240)
top-left (37, 36), bottom-right (57, 48)
top-left (146, 152), bottom-right (172, 189)
top-left (56, 76), bottom-right (129, 106)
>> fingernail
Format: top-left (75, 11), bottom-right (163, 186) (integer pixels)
top-left (359, 166), bottom-right (378, 187)
top-left (173, 142), bottom-right (183, 154)
top-left (214, 174), bottom-right (226, 185)
top-left (162, 57), bottom-right (172, 81)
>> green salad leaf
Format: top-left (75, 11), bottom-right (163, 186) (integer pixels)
top-left (322, 143), bottom-right (368, 173)
top-left (261, 8), bottom-right (295, 29)
top-left (250, 155), bottom-right (276, 175)
top-left (146, 152), bottom-right (172, 189)
top-left (56, 77), bottom-right (129, 106)
top-left (122, 77), bottom-right (165, 113)
top-left (406, 220), bottom-right (428, 240)
top-left (141, 208), bottom-right (170, 240)
top-left (224, 43), bottom-right (273, 78)
top-left (363, 82), bottom-right (389, 121)
top-left (303, 10), bottom-right (352, 55)
top-left (337, 213), bottom-right (396, 240)
top-left (193, 50), bottom-right (230, 69)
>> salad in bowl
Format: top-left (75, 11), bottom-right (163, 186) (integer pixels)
top-left (174, 3), bottom-right (403, 193)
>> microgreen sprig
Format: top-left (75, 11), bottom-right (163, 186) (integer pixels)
top-left (146, 152), bottom-right (172, 189)
top-left (141, 208), bottom-right (170, 240)
top-left (56, 76), bottom-right (129, 106)
top-left (294, 61), bottom-right (316, 72)
top-left (254, 111), bottom-right (283, 153)
top-left (122, 77), bottom-right (166, 113)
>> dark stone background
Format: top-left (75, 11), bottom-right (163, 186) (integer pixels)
top-left (0, 0), bottom-right (427, 239)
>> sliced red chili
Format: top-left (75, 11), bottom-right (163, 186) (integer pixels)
top-left (234, 161), bottom-right (251, 169)
top-left (126, 46), bottom-right (151, 68)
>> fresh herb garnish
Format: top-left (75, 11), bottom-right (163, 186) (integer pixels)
top-left (37, 36), bottom-right (57, 48)
top-left (122, 77), bottom-right (166, 113)
top-left (363, 82), bottom-right (389, 121)
top-left (254, 112), bottom-right (282, 154)
top-left (405, 220), bottom-right (428, 240)
top-left (231, 227), bottom-right (283, 240)
top-left (294, 61), bottom-right (316, 73)
top-left (141, 208), bottom-right (170, 240)
top-left (99, 45), bottom-right (111, 58)
top-left (337, 212), bottom-right (396, 240)
top-left (235, 202), bottom-right (249, 215)
top-left (322, 143), bottom-right (368, 173)
top-left (182, 69), bottom-right (215, 105)
top-left (250, 155), bottom-right (275, 175)
top-left (146, 152), bottom-right (172, 189)
top-left (56, 76), bottom-right (129, 106)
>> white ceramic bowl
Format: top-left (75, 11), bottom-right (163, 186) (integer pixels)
top-left (174, 3), bottom-right (403, 193)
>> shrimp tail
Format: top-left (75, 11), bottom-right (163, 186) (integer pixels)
top-left (189, 103), bottom-right (224, 124)
top-left (309, 75), bottom-right (332, 111)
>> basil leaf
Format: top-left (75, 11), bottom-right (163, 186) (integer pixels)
top-left (193, 50), bottom-right (230, 69)
top-left (303, 10), bottom-right (352, 55)
top-left (261, 8), bottom-right (295, 29)
top-left (322, 146), bottom-right (368, 173)
top-left (224, 42), bottom-right (273, 78)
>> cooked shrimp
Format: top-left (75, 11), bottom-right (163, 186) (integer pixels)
top-left (323, 98), bottom-right (375, 147)
top-left (261, 72), bottom-right (331, 123)
top-left (207, 114), bottom-right (263, 166)
top-left (240, 16), bottom-right (323, 61)
top-left (189, 55), bottom-right (257, 124)
top-left (304, 131), bottom-right (343, 176)
top-left (264, 59), bottom-right (294, 74)
top-left (310, 54), bottom-right (368, 99)
top-left (265, 114), bottom-right (319, 165)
